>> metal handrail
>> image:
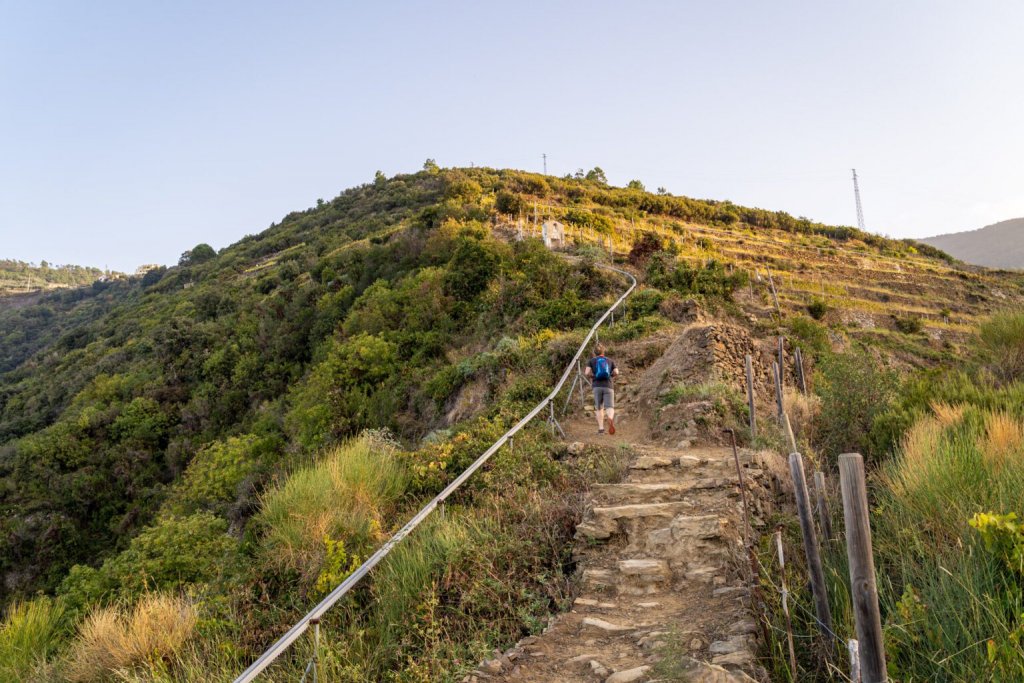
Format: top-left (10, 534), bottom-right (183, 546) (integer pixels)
top-left (232, 262), bottom-right (637, 683)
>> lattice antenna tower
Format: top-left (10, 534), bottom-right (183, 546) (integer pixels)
top-left (852, 168), bottom-right (866, 231)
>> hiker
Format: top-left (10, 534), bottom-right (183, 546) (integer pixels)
top-left (584, 343), bottom-right (619, 434)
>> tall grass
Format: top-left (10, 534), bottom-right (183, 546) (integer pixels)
top-left (257, 436), bottom-right (409, 580)
top-left (871, 405), bottom-right (1024, 680)
top-left (65, 593), bottom-right (197, 682)
top-left (0, 596), bottom-right (66, 680)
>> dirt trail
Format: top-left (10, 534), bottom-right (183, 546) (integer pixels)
top-left (466, 327), bottom-right (770, 683)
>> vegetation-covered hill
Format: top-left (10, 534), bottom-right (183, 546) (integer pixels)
top-left (922, 217), bottom-right (1024, 269)
top-left (2, 164), bottom-right (1022, 681)
top-left (0, 260), bottom-right (107, 297)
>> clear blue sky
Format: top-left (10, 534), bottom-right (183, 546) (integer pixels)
top-left (3, 1), bottom-right (1023, 272)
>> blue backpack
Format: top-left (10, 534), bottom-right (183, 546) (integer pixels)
top-left (594, 356), bottom-right (611, 380)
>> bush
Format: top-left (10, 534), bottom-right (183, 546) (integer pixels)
top-left (806, 298), bottom-right (829, 320)
top-left (170, 434), bottom-right (279, 517)
top-left (628, 288), bottom-right (664, 316)
top-left (646, 253), bottom-right (747, 299)
top-left (257, 437), bottom-right (408, 581)
top-left (893, 315), bottom-right (923, 334)
top-left (813, 349), bottom-right (897, 463)
top-left (787, 316), bottom-right (830, 356)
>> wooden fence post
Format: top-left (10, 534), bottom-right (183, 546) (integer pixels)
top-left (772, 361), bottom-right (784, 421)
top-left (767, 268), bottom-right (782, 316)
top-left (814, 470), bottom-right (834, 542)
top-left (783, 413), bottom-right (798, 454)
top-left (775, 530), bottom-right (798, 680)
top-left (745, 354), bottom-right (757, 440)
top-left (795, 347), bottom-right (807, 394)
top-left (778, 336), bottom-right (785, 392)
top-left (839, 453), bottom-right (888, 682)
top-left (789, 452), bottom-right (835, 644)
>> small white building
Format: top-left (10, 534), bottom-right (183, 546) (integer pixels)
top-left (542, 220), bottom-right (566, 249)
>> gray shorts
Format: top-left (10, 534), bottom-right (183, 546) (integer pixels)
top-left (593, 387), bottom-right (614, 410)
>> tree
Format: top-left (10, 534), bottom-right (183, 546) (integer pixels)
top-left (627, 179), bottom-right (645, 191)
top-left (585, 167), bottom-right (607, 184)
top-left (374, 170), bottom-right (386, 185)
top-left (179, 243), bottom-right (216, 266)
top-left (423, 158), bottom-right (440, 173)
top-left (657, 187), bottom-right (668, 195)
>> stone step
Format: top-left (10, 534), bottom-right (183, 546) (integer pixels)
top-left (575, 501), bottom-right (693, 541)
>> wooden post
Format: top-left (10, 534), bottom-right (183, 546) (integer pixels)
top-left (778, 336), bottom-right (785, 392)
top-left (848, 639), bottom-right (862, 683)
top-left (767, 268), bottom-right (781, 316)
top-left (789, 452), bottom-right (834, 644)
top-left (772, 361), bottom-right (784, 421)
top-left (814, 470), bottom-right (834, 542)
top-left (795, 347), bottom-right (807, 394)
top-left (839, 453), bottom-right (888, 682)
top-left (783, 413), bottom-right (798, 454)
top-left (745, 354), bottom-right (757, 440)
top-left (775, 530), bottom-right (798, 680)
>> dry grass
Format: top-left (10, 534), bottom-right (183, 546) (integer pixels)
top-left (884, 415), bottom-right (946, 496)
top-left (783, 388), bottom-right (819, 443)
top-left (930, 401), bottom-right (966, 426)
top-left (979, 410), bottom-right (1024, 474)
top-left (65, 594), bottom-right (196, 683)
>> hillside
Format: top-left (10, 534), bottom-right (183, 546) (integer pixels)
top-left (2, 165), bottom-right (1023, 681)
top-left (0, 260), bottom-right (107, 298)
top-left (921, 217), bottom-right (1024, 269)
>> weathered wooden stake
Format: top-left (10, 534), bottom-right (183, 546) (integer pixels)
top-left (814, 470), bottom-right (834, 542)
top-left (789, 452), bottom-right (835, 644)
top-left (794, 347), bottom-right (808, 394)
top-left (775, 530), bottom-right (798, 680)
top-left (783, 413), bottom-right (798, 454)
top-left (778, 336), bottom-right (785, 391)
top-left (772, 361), bottom-right (784, 421)
top-left (767, 268), bottom-right (782, 316)
top-left (744, 354), bottom-right (757, 440)
top-left (839, 453), bottom-right (888, 682)
top-left (848, 639), bottom-right (862, 683)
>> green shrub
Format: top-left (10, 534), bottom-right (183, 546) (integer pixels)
top-left (893, 315), bottom-right (923, 334)
top-left (170, 434), bottom-right (280, 516)
top-left (788, 316), bottom-right (830, 356)
top-left (628, 288), bottom-right (664, 316)
top-left (813, 349), bottom-right (897, 463)
top-left (646, 254), bottom-right (747, 299)
top-left (59, 512), bottom-right (235, 616)
top-left (806, 298), bottom-right (829, 320)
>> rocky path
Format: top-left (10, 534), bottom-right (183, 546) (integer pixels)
top-left (469, 412), bottom-right (766, 683)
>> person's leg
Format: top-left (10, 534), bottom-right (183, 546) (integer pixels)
top-left (605, 390), bottom-right (616, 434)
top-left (594, 388), bottom-right (605, 432)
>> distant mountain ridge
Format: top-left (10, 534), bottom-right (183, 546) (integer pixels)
top-left (921, 218), bottom-right (1024, 270)
top-left (0, 259), bottom-right (108, 296)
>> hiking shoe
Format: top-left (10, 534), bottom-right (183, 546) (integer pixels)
top-left (598, 428), bottom-right (605, 434)
top-left (607, 417), bottom-right (616, 435)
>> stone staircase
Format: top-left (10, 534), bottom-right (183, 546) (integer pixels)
top-left (469, 441), bottom-right (767, 683)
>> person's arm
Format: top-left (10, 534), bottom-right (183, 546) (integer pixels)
top-left (612, 360), bottom-right (620, 377)
top-left (584, 364), bottom-right (592, 377)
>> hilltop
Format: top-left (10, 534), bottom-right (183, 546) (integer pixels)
top-left (1, 165), bottom-right (1022, 681)
top-left (921, 217), bottom-right (1024, 269)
